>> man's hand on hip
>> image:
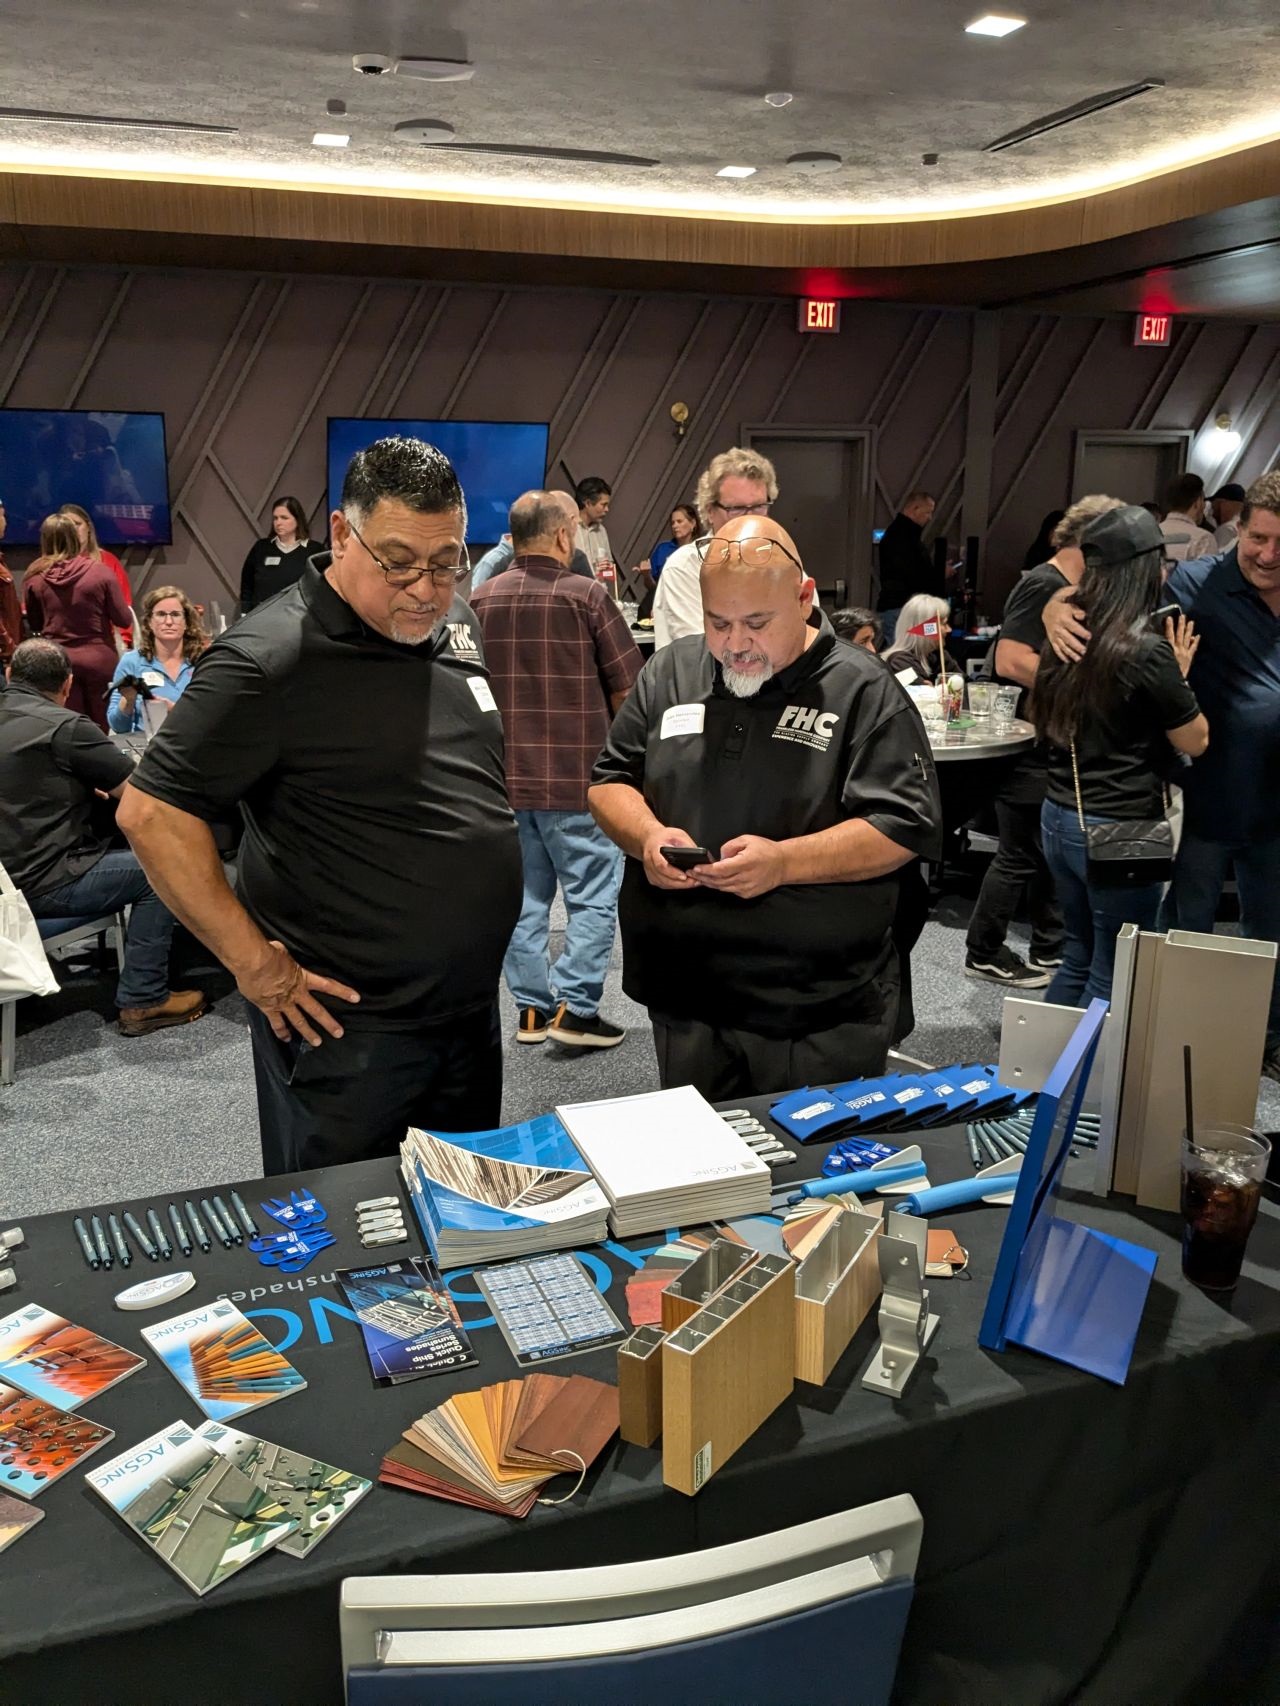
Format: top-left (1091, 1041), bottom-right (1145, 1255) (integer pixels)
top-left (692, 835), bottom-right (787, 900)
top-left (1043, 589), bottom-right (1091, 662)
top-left (238, 939), bottom-right (361, 1044)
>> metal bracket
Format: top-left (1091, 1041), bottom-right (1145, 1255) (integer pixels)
top-left (861, 1213), bottom-right (939, 1398)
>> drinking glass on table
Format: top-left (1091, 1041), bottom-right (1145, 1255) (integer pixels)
top-left (1180, 1125), bottom-right (1270, 1291)
top-left (992, 685), bottom-right (1020, 731)
top-left (967, 682), bottom-right (996, 723)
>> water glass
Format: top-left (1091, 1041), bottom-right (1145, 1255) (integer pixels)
top-left (992, 685), bottom-right (1020, 731)
top-left (967, 682), bottom-right (996, 722)
top-left (1180, 1125), bottom-right (1269, 1290)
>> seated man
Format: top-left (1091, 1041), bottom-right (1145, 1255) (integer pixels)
top-left (589, 516), bottom-right (942, 1099)
top-left (0, 639), bottom-right (203, 1035)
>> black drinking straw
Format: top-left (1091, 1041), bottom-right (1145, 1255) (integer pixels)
top-left (1183, 1044), bottom-right (1196, 1151)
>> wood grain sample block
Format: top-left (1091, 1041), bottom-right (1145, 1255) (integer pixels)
top-left (793, 1205), bottom-right (883, 1386)
top-left (661, 1252), bottom-right (794, 1496)
top-left (659, 1238), bottom-right (756, 1334)
top-left (617, 1325), bottom-right (665, 1447)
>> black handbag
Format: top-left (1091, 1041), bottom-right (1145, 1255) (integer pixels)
top-left (1071, 743), bottom-right (1175, 888)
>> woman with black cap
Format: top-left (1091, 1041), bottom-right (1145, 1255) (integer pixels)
top-left (1032, 504), bottom-right (1209, 1007)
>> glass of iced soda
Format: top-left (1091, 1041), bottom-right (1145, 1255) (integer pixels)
top-left (1180, 1125), bottom-right (1270, 1291)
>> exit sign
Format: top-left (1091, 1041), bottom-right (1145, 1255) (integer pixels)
top-left (1134, 313), bottom-right (1172, 346)
top-left (798, 298), bottom-right (841, 334)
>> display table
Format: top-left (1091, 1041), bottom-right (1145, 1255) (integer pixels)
top-left (1, 1108), bottom-right (1276, 1706)
top-left (928, 716), bottom-right (1036, 764)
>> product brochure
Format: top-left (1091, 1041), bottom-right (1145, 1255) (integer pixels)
top-left (0, 1380), bottom-right (115, 1497)
top-left (0, 1302), bottom-right (145, 1411)
top-left (335, 1257), bottom-right (478, 1386)
top-left (193, 1421), bottom-right (372, 1557)
top-left (141, 1300), bottom-right (306, 1422)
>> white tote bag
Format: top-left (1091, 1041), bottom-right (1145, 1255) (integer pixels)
top-left (0, 861), bottom-right (60, 999)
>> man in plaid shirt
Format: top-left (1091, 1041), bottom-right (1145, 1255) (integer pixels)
top-left (472, 490), bottom-right (644, 1049)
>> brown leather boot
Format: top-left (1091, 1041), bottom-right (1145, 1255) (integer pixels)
top-left (117, 990), bottom-right (207, 1036)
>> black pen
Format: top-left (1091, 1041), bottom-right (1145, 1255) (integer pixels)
top-left (185, 1200), bottom-right (211, 1253)
top-left (108, 1213), bottom-right (131, 1268)
top-left (229, 1190), bottom-right (258, 1239)
top-left (201, 1198), bottom-right (233, 1250)
top-left (123, 1210), bottom-right (158, 1262)
top-left (73, 1217), bottom-right (99, 1270)
top-left (148, 1208), bottom-right (172, 1260)
top-left (213, 1195), bottom-right (242, 1246)
top-left (90, 1214), bottom-right (112, 1271)
top-left (169, 1204), bottom-right (192, 1258)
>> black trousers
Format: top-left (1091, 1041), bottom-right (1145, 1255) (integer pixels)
top-left (247, 1002), bottom-right (503, 1176)
top-left (651, 978), bottom-right (896, 1103)
top-left (966, 775), bottom-right (1063, 959)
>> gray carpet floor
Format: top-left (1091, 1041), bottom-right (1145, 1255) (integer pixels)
top-left (4, 897), bottom-right (1278, 1219)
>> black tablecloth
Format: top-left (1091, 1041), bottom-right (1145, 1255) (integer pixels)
top-left (1, 1107), bottom-right (1277, 1706)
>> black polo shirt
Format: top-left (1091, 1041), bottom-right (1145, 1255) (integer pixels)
top-left (0, 683), bottom-right (133, 897)
top-left (590, 617), bottom-right (943, 1035)
top-left (130, 560), bottom-right (522, 1028)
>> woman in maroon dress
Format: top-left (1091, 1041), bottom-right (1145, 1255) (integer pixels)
top-left (22, 513), bottom-right (129, 730)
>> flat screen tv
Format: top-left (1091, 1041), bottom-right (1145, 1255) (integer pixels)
top-left (327, 419), bottom-right (550, 547)
top-left (0, 409), bottom-right (172, 547)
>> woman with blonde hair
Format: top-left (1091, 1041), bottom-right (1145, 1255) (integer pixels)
top-left (59, 502), bottom-right (132, 639)
top-left (22, 513), bottom-right (130, 729)
top-left (108, 585), bottom-right (207, 735)
top-left (882, 594), bottom-right (959, 684)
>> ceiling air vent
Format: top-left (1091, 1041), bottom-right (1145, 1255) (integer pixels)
top-left (0, 106), bottom-right (238, 135)
top-left (418, 142), bottom-right (658, 167)
top-left (983, 80), bottom-right (1163, 153)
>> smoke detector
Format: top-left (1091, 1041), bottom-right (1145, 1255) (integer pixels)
top-left (352, 53), bottom-right (393, 75)
top-left (786, 150), bottom-right (842, 175)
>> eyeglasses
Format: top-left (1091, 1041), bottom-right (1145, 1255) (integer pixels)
top-left (151, 611), bottom-right (184, 622)
top-left (710, 500), bottom-right (772, 520)
top-left (347, 518), bottom-right (470, 588)
top-left (696, 535), bottom-right (805, 573)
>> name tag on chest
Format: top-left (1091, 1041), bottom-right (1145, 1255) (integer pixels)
top-left (468, 676), bottom-right (499, 714)
top-left (142, 671), bottom-right (166, 688)
top-left (661, 703), bottom-right (705, 739)
top-left (264, 555), bottom-right (281, 565)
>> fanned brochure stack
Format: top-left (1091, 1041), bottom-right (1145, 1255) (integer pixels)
top-left (557, 1086), bottom-right (771, 1237)
top-left (400, 1114), bottom-right (609, 1269)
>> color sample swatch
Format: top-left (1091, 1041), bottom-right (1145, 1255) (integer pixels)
top-left (0, 1303), bottom-right (145, 1411)
top-left (623, 1222), bottom-right (760, 1328)
top-left (193, 1422), bottom-right (372, 1558)
top-left (142, 1301), bottom-right (306, 1422)
top-left (0, 1491), bottom-right (44, 1554)
top-left (477, 1253), bottom-right (626, 1366)
top-left (335, 1257), bottom-right (477, 1386)
top-left (0, 1381), bottom-right (115, 1499)
top-left (87, 1420), bottom-right (298, 1596)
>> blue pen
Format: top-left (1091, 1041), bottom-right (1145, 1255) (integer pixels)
top-left (787, 1160), bottom-right (926, 1204)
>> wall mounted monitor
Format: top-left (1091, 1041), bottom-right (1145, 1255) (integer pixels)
top-left (0, 409), bottom-right (172, 547)
top-left (327, 420), bottom-right (550, 547)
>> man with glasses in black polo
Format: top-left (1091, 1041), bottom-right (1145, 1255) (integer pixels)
top-left (591, 513), bottom-right (942, 1099)
top-left (118, 437), bottom-right (523, 1172)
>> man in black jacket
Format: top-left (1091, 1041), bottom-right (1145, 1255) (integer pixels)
top-left (589, 515), bottom-right (942, 1098)
top-left (876, 491), bottom-right (937, 637)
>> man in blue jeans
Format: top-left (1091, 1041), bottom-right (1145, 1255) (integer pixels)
top-left (1045, 469), bottom-right (1280, 1078)
top-left (472, 490), bottom-right (644, 1048)
top-left (0, 639), bottom-right (203, 1035)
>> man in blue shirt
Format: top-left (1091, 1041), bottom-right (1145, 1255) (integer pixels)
top-left (1045, 469), bottom-right (1280, 1077)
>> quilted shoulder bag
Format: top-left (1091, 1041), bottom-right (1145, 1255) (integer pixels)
top-left (1070, 741), bottom-right (1175, 888)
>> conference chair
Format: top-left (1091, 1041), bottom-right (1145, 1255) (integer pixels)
top-left (340, 1495), bottom-right (922, 1706)
top-left (0, 912), bottom-right (126, 1086)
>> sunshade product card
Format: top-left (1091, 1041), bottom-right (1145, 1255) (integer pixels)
top-left (142, 1301), bottom-right (306, 1422)
top-left (86, 1421), bottom-right (298, 1596)
top-left (192, 1422), bottom-right (372, 1558)
top-left (0, 1490), bottom-right (45, 1553)
top-left (477, 1253), bottom-right (627, 1367)
top-left (0, 1303), bottom-right (145, 1411)
top-left (0, 1381), bottom-right (115, 1498)
top-left (334, 1258), bottom-right (478, 1386)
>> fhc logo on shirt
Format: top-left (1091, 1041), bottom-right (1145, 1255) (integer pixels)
top-left (447, 621), bottom-right (480, 658)
top-left (773, 704), bottom-right (840, 751)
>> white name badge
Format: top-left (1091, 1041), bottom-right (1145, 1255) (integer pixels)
top-left (142, 671), bottom-right (165, 688)
top-left (660, 703), bottom-right (705, 739)
top-left (265, 555), bottom-right (281, 565)
top-left (468, 677), bottom-right (499, 714)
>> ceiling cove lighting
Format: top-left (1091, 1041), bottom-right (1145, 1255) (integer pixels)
top-left (716, 165), bottom-right (757, 179)
top-left (0, 106), bottom-right (237, 135)
top-left (966, 14), bottom-right (1026, 36)
top-left (312, 132), bottom-right (350, 147)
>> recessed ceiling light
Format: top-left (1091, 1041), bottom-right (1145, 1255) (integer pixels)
top-left (312, 132), bottom-right (350, 147)
top-left (716, 165), bottom-right (756, 179)
top-left (966, 13), bottom-right (1026, 35)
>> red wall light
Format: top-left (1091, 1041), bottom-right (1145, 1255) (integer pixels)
top-left (798, 298), bottom-right (841, 333)
top-left (1133, 313), bottom-right (1172, 347)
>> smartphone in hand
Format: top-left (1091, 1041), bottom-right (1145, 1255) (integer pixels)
top-left (660, 845), bottom-right (718, 870)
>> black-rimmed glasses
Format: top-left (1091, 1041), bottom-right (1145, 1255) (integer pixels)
top-left (696, 535), bottom-right (805, 573)
top-left (347, 518), bottom-right (470, 588)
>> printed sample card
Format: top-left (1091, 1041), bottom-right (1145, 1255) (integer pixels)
top-left (0, 1303), bottom-right (145, 1411)
top-left (142, 1300), bottom-right (306, 1422)
top-left (0, 1490), bottom-right (44, 1554)
top-left (193, 1421), bottom-right (372, 1558)
top-left (335, 1258), bottom-right (477, 1386)
top-left (86, 1421), bottom-right (298, 1596)
top-left (0, 1382), bottom-right (115, 1499)
top-left (477, 1253), bottom-right (626, 1367)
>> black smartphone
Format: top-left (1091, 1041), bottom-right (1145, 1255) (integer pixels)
top-left (1152, 602), bottom-right (1182, 627)
top-left (660, 844), bottom-right (718, 870)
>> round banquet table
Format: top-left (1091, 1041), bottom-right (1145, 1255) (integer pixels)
top-left (927, 716), bottom-right (1035, 763)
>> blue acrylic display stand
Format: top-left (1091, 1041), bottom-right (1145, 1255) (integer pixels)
top-left (978, 999), bottom-right (1157, 1386)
